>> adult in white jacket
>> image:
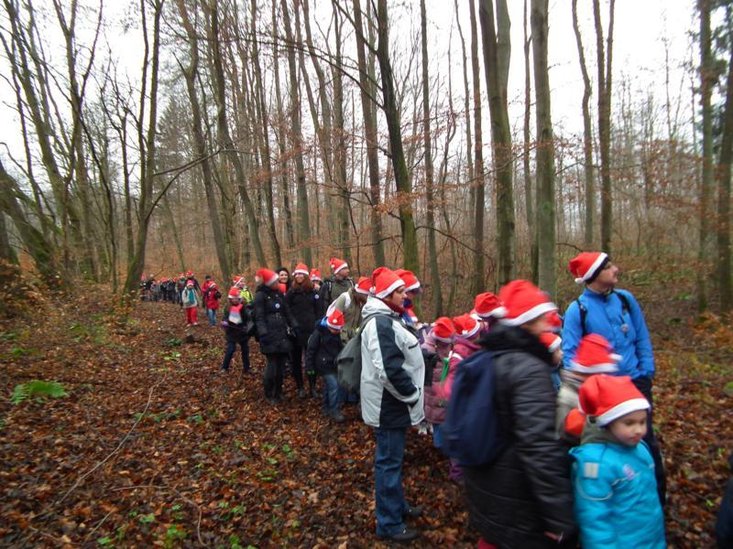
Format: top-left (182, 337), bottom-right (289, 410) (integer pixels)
top-left (360, 267), bottom-right (425, 543)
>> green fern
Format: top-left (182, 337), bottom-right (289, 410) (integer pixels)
top-left (11, 380), bottom-right (68, 405)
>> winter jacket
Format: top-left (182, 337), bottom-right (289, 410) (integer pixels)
top-left (326, 288), bottom-right (364, 343)
top-left (318, 276), bottom-right (354, 313)
top-left (204, 285), bottom-right (221, 310)
top-left (254, 284), bottom-right (297, 355)
top-left (359, 297), bottom-right (425, 429)
top-left (433, 337), bottom-right (481, 404)
top-left (462, 324), bottom-right (577, 547)
top-left (304, 321), bottom-right (343, 376)
top-left (181, 287), bottom-right (198, 309)
top-left (555, 369), bottom-right (588, 444)
top-left (562, 288), bottom-right (654, 379)
top-left (570, 429), bottom-right (665, 548)
top-left (222, 304), bottom-right (249, 338)
top-left (286, 285), bottom-right (320, 346)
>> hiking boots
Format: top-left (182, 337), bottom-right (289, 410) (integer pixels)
top-left (331, 411), bottom-right (346, 423)
top-left (377, 526), bottom-right (419, 543)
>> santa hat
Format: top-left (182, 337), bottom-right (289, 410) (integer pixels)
top-left (355, 276), bottom-right (372, 296)
top-left (278, 283), bottom-right (287, 294)
top-left (472, 292), bottom-right (506, 319)
top-left (326, 309), bottom-right (345, 331)
top-left (539, 332), bottom-right (562, 353)
top-left (371, 267), bottom-right (405, 299)
top-left (185, 270), bottom-right (194, 277)
top-left (568, 252), bottom-right (609, 284)
top-left (293, 263), bottom-right (309, 276)
top-left (186, 280), bottom-right (194, 287)
top-left (310, 268), bottom-right (322, 282)
top-left (228, 287), bottom-right (241, 299)
top-left (432, 316), bottom-right (456, 343)
top-left (394, 269), bottom-right (421, 292)
top-left (578, 374), bottom-right (650, 427)
top-left (256, 268), bottom-right (279, 287)
top-left (452, 314), bottom-right (481, 340)
top-left (546, 310), bottom-right (563, 333)
top-left (330, 257), bottom-right (348, 274)
top-left (567, 334), bottom-right (620, 374)
top-left (498, 280), bottom-right (557, 326)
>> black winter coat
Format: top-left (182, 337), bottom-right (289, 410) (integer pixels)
top-left (254, 285), bottom-right (297, 355)
top-left (463, 325), bottom-right (577, 548)
top-left (304, 323), bottom-right (342, 376)
top-left (285, 286), bottom-right (321, 346)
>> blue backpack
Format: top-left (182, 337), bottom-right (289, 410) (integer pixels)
top-left (441, 350), bottom-right (505, 467)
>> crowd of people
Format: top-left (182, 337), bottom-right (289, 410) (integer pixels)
top-left (139, 254), bottom-right (731, 547)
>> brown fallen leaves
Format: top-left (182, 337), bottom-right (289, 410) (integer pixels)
top-left (0, 291), bottom-right (729, 548)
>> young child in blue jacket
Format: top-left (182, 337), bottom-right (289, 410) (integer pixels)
top-left (570, 374), bottom-right (665, 548)
top-left (305, 309), bottom-right (345, 422)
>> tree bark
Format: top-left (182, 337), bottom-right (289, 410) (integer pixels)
top-left (717, 36), bottom-right (733, 314)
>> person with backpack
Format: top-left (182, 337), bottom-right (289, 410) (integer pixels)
top-left (305, 309), bottom-right (346, 422)
top-left (562, 251), bottom-right (665, 505)
top-left (461, 279), bottom-right (577, 548)
top-left (326, 276), bottom-right (371, 344)
top-left (203, 280), bottom-right (221, 327)
top-left (318, 257), bottom-right (353, 316)
top-left (286, 263), bottom-right (321, 398)
top-left (254, 268), bottom-right (298, 404)
top-left (181, 280), bottom-right (200, 326)
top-left (220, 287), bottom-right (252, 374)
top-left (359, 267), bottom-right (425, 543)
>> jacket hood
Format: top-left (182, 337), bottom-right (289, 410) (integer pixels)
top-left (478, 324), bottom-right (553, 366)
top-left (361, 296), bottom-right (398, 318)
top-left (580, 420), bottom-right (619, 445)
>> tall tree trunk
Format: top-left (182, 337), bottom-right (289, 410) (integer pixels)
top-left (468, 0), bottom-right (486, 295)
top-left (479, 0), bottom-right (514, 284)
top-left (523, 0), bottom-right (537, 282)
top-left (593, 0), bottom-right (615, 254)
top-left (532, 0), bottom-right (556, 295)
top-left (698, 0), bottom-right (713, 312)
top-left (281, 0), bottom-right (312, 264)
top-left (420, 0), bottom-right (442, 315)
top-left (352, 0), bottom-right (385, 265)
top-left (572, 0), bottom-right (596, 249)
top-left (376, 0), bottom-right (419, 273)
top-left (178, 0), bottom-right (231, 283)
top-left (717, 38), bottom-right (733, 314)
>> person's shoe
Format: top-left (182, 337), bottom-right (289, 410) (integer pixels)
top-left (297, 388), bottom-right (307, 399)
top-left (266, 397), bottom-right (278, 405)
top-left (378, 526), bottom-right (418, 543)
top-left (331, 411), bottom-right (346, 423)
top-left (309, 388), bottom-right (321, 398)
top-left (403, 505), bottom-right (423, 519)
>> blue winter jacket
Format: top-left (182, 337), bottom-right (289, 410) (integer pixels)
top-left (562, 288), bottom-right (654, 379)
top-left (570, 435), bottom-right (665, 549)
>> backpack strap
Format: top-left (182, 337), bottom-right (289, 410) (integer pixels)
top-left (576, 290), bottom-right (631, 336)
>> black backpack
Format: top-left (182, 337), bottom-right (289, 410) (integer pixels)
top-left (576, 290), bottom-right (630, 336)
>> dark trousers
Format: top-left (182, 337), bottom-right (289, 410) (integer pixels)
top-left (221, 332), bottom-right (249, 372)
top-left (290, 340), bottom-right (305, 390)
top-left (632, 375), bottom-right (667, 506)
top-left (264, 353), bottom-right (288, 400)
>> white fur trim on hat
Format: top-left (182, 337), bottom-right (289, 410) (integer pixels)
top-left (293, 268), bottom-right (309, 276)
top-left (499, 302), bottom-right (558, 326)
top-left (460, 322), bottom-right (481, 339)
top-left (575, 252), bottom-right (608, 284)
top-left (596, 398), bottom-right (650, 427)
top-left (333, 262), bottom-right (348, 274)
top-left (477, 305), bottom-right (507, 319)
top-left (566, 361), bottom-right (619, 375)
top-left (374, 278), bottom-right (405, 300)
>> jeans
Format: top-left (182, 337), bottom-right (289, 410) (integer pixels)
top-left (632, 375), bottom-right (666, 505)
top-left (263, 353), bottom-right (287, 400)
top-left (221, 332), bottom-right (250, 372)
top-left (374, 427), bottom-right (408, 537)
top-left (321, 373), bottom-right (341, 415)
top-left (206, 308), bottom-right (217, 326)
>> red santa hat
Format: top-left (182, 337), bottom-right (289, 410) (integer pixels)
top-left (293, 263), bottom-right (309, 276)
top-left (452, 314), bottom-right (481, 340)
top-left (330, 257), bottom-right (348, 275)
top-left (371, 267), bottom-right (405, 299)
top-left (539, 332), bottom-right (562, 353)
top-left (432, 316), bottom-right (456, 343)
top-left (228, 287), bottom-right (241, 299)
top-left (310, 268), bottom-right (322, 282)
top-left (256, 268), bottom-right (279, 287)
top-left (355, 276), bottom-right (372, 296)
top-left (498, 279), bottom-right (557, 326)
top-left (394, 269), bottom-right (421, 292)
top-left (472, 292), bottom-right (506, 319)
top-left (568, 252), bottom-right (609, 284)
top-left (185, 280), bottom-right (194, 287)
top-left (546, 310), bottom-right (563, 333)
top-left (578, 374), bottom-right (650, 427)
top-left (326, 309), bottom-right (345, 331)
top-left (568, 333), bottom-right (620, 374)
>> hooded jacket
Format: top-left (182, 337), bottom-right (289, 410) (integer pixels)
top-left (285, 284), bottom-right (320, 346)
top-left (359, 297), bottom-right (425, 429)
top-left (254, 284), bottom-right (297, 355)
top-left (570, 428), bottom-right (665, 548)
top-left (462, 324), bottom-right (577, 548)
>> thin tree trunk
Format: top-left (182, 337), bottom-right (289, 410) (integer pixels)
top-left (717, 38), bottom-right (733, 313)
top-left (698, 0), bottom-right (713, 312)
top-left (523, 0), bottom-right (537, 282)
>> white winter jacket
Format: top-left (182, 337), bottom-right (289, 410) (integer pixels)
top-left (359, 297), bottom-right (425, 429)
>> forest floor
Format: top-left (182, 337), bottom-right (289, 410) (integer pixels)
top-left (0, 285), bottom-right (731, 548)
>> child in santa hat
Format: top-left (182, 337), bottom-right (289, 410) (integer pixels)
top-left (181, 280), bottom-right (199, 326)
top-left (555, 333), bottom-right (619, 445)
top-left (220, 287), bottom-right (251, 374)
top-left (305, 308), bottom-right (346, 422)
top-left (571, 375), bottom-right (665, 548)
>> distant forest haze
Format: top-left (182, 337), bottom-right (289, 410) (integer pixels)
top-left (0, 0), bottom-right (730, 315)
